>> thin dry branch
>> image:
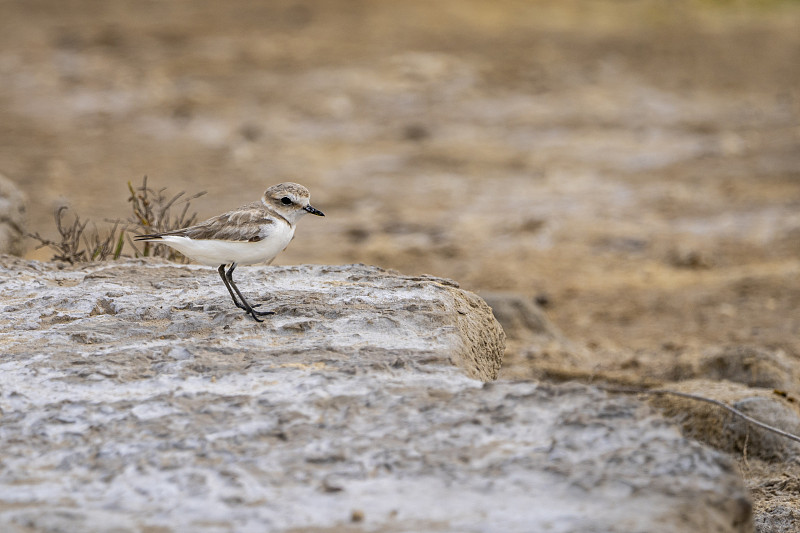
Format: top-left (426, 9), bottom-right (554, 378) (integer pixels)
top-left (27, 206), bottom-right (124, 263)
top-left (125, 176), bottom-right (206, 263)
top-left (604, 386), bottom-right (800, 445)
top-left (27, 178), bottom-right (205, 264)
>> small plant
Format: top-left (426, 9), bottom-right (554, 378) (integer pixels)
top-left (28, 206), bottom-right (125, 264)
top-left (125, 176), bottom-right (206, 263)
top-left (27, 177), bottom-right (206, 264)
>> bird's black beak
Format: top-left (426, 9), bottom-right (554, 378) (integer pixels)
top-left (304, 205), bottom-right (325, 216)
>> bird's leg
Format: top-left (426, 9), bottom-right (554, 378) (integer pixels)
top-left (218, 263), bottom-right (269, 318)
top-left (218, 264), bottom-right (247, 310)
top-left (225, 263), bottom-right (275, 320)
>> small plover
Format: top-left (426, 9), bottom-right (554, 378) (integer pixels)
top-left (135, 182), bottom-right (324, 321)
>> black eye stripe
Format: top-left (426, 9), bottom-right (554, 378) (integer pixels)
top-left (281, 197), bottom-right (292, 205)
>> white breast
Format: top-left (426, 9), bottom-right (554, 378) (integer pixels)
top-left (156, 224), bottom-right (295, 266)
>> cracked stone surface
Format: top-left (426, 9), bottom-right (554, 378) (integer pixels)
top-left (0, 258), bottom-right (750, 532)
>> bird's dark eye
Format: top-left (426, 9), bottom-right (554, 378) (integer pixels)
top-left (281, 197), bottom-right (292, 205)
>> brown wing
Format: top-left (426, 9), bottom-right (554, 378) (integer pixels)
top-left (155, 203), bottom-right (274, 242)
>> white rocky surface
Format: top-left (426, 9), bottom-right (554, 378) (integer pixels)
top-left (0, 258), bottom-right (751, 532)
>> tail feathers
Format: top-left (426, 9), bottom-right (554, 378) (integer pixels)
top-left (133, 233), bottom-right (164, 241)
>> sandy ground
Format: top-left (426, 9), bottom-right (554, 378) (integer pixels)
top-left (1, 0), bottom-right (799, 529)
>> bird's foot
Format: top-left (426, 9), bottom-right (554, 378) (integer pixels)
top-left (247, 309), bottom-right (264, 322)
top-left (236, 302), bottom-right (275, 320)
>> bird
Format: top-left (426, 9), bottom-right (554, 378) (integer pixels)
top-left (134, 182), bottom-right (324, 321)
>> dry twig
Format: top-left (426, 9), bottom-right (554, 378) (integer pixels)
top-left (28, 206), bottom-right (125, 264)
top-left (604, 386), bottom-right (800, 445)
top-left (125, 176), bottom-right (206, 263)
top-left (27, 177), bottom-right (205, 264)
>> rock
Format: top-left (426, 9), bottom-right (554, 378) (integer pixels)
top-left (697, 345), bottom-right (799, 394)
top-left (731, 397), bottom-right (800, 461)
top-left (0, 259), bottom-right (503, 381)
top-left (0, 259), bottom-right (751, 532)
top-left (480, 291), bottom-right (562, 341)
top-left (481, 292), bottom-right (592, 380)
top-left (755, 505), bottom-right (800, 533)
top-left (653, 379), bottom-right (800, 462)
top-left (0, 173), bottom-right (26, 255)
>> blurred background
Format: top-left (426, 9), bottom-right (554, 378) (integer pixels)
top-left (1, 0), bottom-right (799, 378)
top-left (2, 0), bottom-right (800, 526)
